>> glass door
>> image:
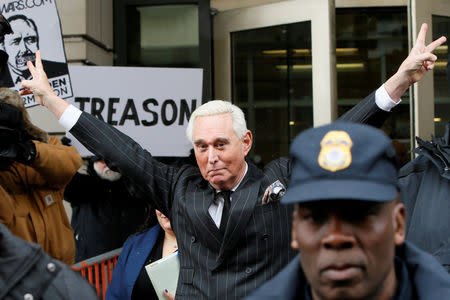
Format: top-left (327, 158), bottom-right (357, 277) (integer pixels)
top-left (214, 0), bottom-right (336, 164)
top-left (432, 13), bottom-right (450, 137)
top-left (411, 0), bottom-right (450, 140)
top-left (231, 22), bottom-right (312, 164)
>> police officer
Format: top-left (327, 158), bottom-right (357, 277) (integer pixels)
top-left (246, 122), bottom-right (450, 300)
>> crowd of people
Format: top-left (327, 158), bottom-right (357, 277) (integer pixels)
top-left (0, 9), bottom-right (450, 300)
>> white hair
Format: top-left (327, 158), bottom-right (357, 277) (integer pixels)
top-left (186, 100), bottom-right (248, 144)
top-left (93, 161), bottom-right (122, 182)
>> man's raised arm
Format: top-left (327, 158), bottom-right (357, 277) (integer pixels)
top-left (21, 50), bottom-right (176, 216)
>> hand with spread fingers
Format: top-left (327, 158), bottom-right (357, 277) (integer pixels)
top-left (399, 23), bottom-right (446, 81)
top-left (20, 50), bottom-right (69, 119)
top-left (20, 50), bottom-right (53, 105)
top-left (385, 23), bottom-right (447, 101)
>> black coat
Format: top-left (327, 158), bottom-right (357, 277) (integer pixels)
top-left (0, 223), bottom-right (97, 300)
top-left (245, 241), bottom-right (450, 300)
top-left (398, 123), bottom-right (450, 270)
top-left (64, 162), bottom-right (148, 262)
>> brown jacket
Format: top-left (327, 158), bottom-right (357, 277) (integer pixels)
top-left (0, 136), bottom-right (82, 264)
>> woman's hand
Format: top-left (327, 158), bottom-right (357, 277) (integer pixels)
top-left (163, 289), bottom-right (175, 300)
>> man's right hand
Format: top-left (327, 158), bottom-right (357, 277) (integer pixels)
top-left (384, 23), bottom-right (447, 102)
top-left (20, 50), bottom-right (69, 119)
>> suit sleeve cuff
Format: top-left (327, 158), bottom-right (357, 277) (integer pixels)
top-left (375, 84), bottom-right (402, 112)
top-left (59, 105), bottom-right (82, 131)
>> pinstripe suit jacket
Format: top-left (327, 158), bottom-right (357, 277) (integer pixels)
top-left (69, 91), bottom-right (385, 299)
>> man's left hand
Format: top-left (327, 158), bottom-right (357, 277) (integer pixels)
top-left (385, 23), bottom-right (447, 101)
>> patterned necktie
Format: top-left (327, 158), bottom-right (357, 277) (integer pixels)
top-left (217, 191), bottom-right (232, 235)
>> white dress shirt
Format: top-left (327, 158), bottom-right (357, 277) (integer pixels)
top-left (208, 163), bottom-right (248, 228)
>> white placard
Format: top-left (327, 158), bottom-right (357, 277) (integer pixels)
top-left (0, 0), bottom-right (72, 107)
top-left (145, 251), bottom-right (180, 300)
top-left (66, 65), bottom-right (202, 157)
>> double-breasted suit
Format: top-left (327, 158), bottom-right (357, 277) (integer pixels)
top-left (68, 91), bottom-right (384, 299)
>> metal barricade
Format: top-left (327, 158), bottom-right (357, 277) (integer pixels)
top-left (72, 248), bottom-right (122, 300)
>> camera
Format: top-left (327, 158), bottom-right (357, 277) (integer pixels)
top-left (0, 99), bottom-right (23, 147)
top-left (0, 125), bottom-right (21, 146)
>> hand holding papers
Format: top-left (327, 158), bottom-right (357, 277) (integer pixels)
top-left (145, 251), bottom-right (180, 300)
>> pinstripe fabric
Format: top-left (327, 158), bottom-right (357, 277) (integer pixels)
top-left (69, 91), bottom-right (383, 299)
top-left (340, 91), bottom-right (390, 128)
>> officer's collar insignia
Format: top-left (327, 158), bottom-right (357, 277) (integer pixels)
top-left (318, 130), bottom-right (353, 172)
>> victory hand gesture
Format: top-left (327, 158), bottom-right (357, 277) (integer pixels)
top-left (20, 50), bottom-right (69, 118)
top-left (385, 23), bottom-right (447, 101)
top-left (20, 50), bottom-right (55, 106)
top-left (398, 23), bottom-right (446, 83)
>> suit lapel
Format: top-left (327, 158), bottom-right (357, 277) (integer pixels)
top-left (184, 182), bottom-right (222, 253)
top-left (213, 162), bottom-right (263, 270)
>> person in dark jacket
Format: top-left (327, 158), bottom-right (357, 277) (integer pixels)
top-left (0, 222), bottom-right (98, 300)
top-left (246, 122), bottom-right (450, 300)
top-left (64, 155), bottom-right (148, 262)
top-left (397, 109), bottom-right (450, 273)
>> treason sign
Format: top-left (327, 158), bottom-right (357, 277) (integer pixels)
top-left (67, 65), bottom-right (203, 157)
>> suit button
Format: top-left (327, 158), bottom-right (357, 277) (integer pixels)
top-left (191, 236), bottom-right (196, 243)
top-left (47, 262), bottom-right (56, 273)
top-left (245, 267), bottom-right (252, 274)
top-left (261, 234), bottom-right (269, 240)
top-left (24, 294), bottom-right (34, 300)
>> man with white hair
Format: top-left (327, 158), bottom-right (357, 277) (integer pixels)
top-left (21, 23), bottom-right (445, 299)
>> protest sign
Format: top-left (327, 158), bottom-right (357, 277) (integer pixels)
top-left (0, 0), bottom-right (71, 107)
top-left (67, 65), bottom-right (203, 157)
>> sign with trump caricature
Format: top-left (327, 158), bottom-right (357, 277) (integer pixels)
top-left (0, 0), bottom-right (71, 108)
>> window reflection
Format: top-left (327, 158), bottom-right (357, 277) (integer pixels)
top-left (336, 7), bottom-right (409, 160)
top-left (231, 22), bottom-right (313, 165)
top-left (126, 5), bottom-right (200, 67)
top-left (432, 15), bottom-right (450, 137)
top-left (232, 8), bottom-right (410, 166)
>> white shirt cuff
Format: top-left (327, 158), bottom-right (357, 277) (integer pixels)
top-left (59, 104), bottom-right (82, 131)
top-left (375, 84), bottom-right (401, 112)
